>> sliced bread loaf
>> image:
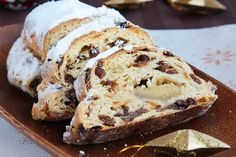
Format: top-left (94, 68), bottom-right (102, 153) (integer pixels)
top-left (32, 16), bottom-right (155, 120)
top-left (63, 46), bottom-right (217, 144)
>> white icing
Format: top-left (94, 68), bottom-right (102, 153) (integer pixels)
top-left (46, 14), bottom-right (125, 62)
top-left (7, 38), bottom-right (41, 93)
top-left (38, 83), bottom-right (62, 99)
top-left (23, 0), bottom-right (124, 52)
top-left (84, 44), bottom-right (133, 69)
top-left (74, 74), bottom-right (84, 100)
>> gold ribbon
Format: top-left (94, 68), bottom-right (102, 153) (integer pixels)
top-left (118, 144), bottom-right (147, 157)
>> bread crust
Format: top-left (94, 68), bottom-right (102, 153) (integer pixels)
top-left (64, 102), bottom-right (213, 144)
top-left (7, 38), bottom-right (42, 97)
top-left (22, 18), bottom-right (85, 60)
top-left (32, 101), bottom-right (74, 121)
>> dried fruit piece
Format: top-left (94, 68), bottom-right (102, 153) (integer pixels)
top-left (115, 107), bottom-right (148, 122)
top-left (115, 20), bottom-right (129, 28)
top-left (65, 74), bottom-right (75, 84)
top-left (101, 80), bottom-right (117, 92)
top-left (77, 124), bottom-right (86, 135)
top-left (122, 108), bottom-right (148, 122)
top-left (89, 47), bottom-right (100, 58)
top-left (98, 115), bottom-right (115, 126)
top-left (95, 67), bottom-right (106, 79)
top-left (135, 54), bottom-right (150, 62)
top-left (134, 77), bottom-right (152, 88)
top-left (186, 98), bottom-right (196, 106)
top-left (121, 105), bottom-right (129, 115)
top-left (90, 126), bottom-right (102, 131)
top-left (85, 69), bottom-right (91, 83)
top-left (163, 51), bottom-right (174, 57)
top-left (155, 61), bottom-right (178, 74)
top-left (190, 74), bottom-right (202, 84)
top-left (134, 79), bottom-right (148, 88)
top-left (170, 98), bottom-right (196, 110)
top-left (65, 89), bottom-right (79, 105)
top-left (29, 78), bottom-right (41, 91)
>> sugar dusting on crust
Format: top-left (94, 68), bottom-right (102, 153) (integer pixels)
top-left (6, 38), bottom-right (41, 94)
top-left (38, 83), bottom-right (63, 99)
top-left (22, 0), bottom-right (124, 53)
top-left (22, 0), bottom-right (95, 51)
top-left (45, 13), bottom-right (125, 62)
top-left (84, 44), bottom-right (133, 69)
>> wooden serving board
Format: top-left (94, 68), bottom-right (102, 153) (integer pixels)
top-left (0, 24), bottom-right (236, 157)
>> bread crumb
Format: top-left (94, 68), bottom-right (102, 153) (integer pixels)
top-left (229, 110), bottom-right (232, 113)
top-left (104, 147), bottom-right (107, 151)
top-left (124, 144), bottom-right (127, 147)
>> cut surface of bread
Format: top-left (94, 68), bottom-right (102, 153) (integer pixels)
top-left (32, 16), bottom-right (155, 121)
top-left (63, 47), bottom-right (217, 145)
top-left (6, 38), bottom-right (42, 97)
top-left (21, 0), bottom-right (124, 61)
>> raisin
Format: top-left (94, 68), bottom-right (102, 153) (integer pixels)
top-left (134, 77), bottom-right (152, 88)
top-left (166, 69), bottom-right (178, 74)
top-left (98, 115), bottom-right (115, 126)
top-left (86, 82), bottom-right (91, 90)
top-left (115, 21), bottom-right (129, 28)
top-left (186, 98), bottom-right (196, 106)
top-left (190, 74), bottom-right (202, 84)
top-left (95, 67), bottom-right (106, 79)
top-left (65, 74), bottom-right (75, 84)
top-left (101, 80), bottom-right (117, 91)
top-left (47, 58), bottom-right (52, 62)
top-left (170, 98), bottom-right (196, 110)
top-left (64, 101), bottom-right (71, 106)
top-left (122, 108), bottom-right (148, 122)
top-left (65, 89), bottom-right (79, 105)
top-left (163, 51), bottom-right (174, 57)
top-left (81, 45), bottom-right (91, 52)
top-left (135, 54), bottom-right (150, 63)
top-left (78, 124), bottom-right (86, 135)
top-left (85, 69), bottom-right (91, 83)
top-left (90, 126), bottom-right (102, 131)
top-left (97, 60), bottom-right (103, 67)
top-left (101, 80), bottom-right (115, 86)
top-left (122, 105), bottom-right (129, 115)
top-left (89, 47), bottom-right (100, 58)
top-left (135, 79), bottom-right (148, 88)
top-left (155, 61), bottom-right (178, 74)
top-left (29, 78), bottom-right (40, 91)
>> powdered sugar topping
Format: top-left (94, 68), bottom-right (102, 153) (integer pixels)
top-left (46, 13), bottom-right (125, 62)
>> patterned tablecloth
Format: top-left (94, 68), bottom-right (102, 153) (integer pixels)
top-left (0, 24), bottom-right (235, 157)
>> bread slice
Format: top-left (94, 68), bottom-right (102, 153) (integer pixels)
top-left (7, 38), bottom-right (42, 97)
top-left (32, 16), bottom-right (155, 121)
top-left (21, 0), bottom-right (124, 61)
top-left (63, 47), bottom-right (217, 145)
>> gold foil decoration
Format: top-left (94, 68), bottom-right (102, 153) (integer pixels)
top-left (168, 0), bottom-right (226, 14)
top-left (104, 0), bottom-right (153, 9)
top-left (119, 129), bottom-right (230, 157)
